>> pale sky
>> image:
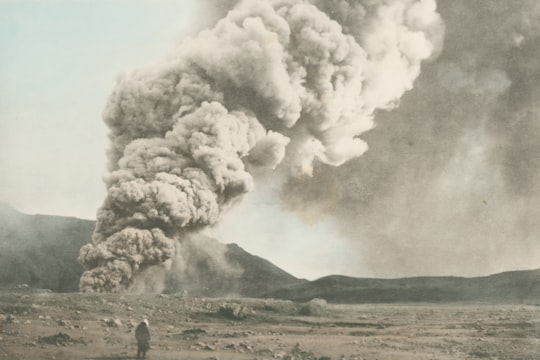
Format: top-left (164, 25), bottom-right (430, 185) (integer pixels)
top-left (2, 1), bottom-right (540, 281)
top-left (0, 0), bottom-right (198, 219)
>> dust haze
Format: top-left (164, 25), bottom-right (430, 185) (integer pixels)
top-left (281, 0), bottom-right (540, 278)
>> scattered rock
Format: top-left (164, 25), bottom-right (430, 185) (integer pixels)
top-left (5, 314), bottom-right (15, 324)
top-left (299, 299), bottom-right (327, 316)
top-left (236, 341), bottom-right (254, 353)
top-left (57, 319), bottom-right (71, 327)
top-left (286, 343), bottom-right (319, 360)
top-left (36, 288), bottom-right (53, 293)
top-left (37, 332), bottom-right (85, 346)
top-left (256, 348), bottom-right (274, 356)
top-left (102, 318), bottom-right (122, 327)
top-left (181, 327), bottom-right (207, 340)
top-left (188, 341), bottom-right (220, 352)
top-left (218, 303), bottom-right (252, 320)
top-left (278, 300), bottom-right (298, 313)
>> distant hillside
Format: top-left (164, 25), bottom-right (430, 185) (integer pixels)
top-left (0, 203), bottom-right (303, 295)
top-left (0, 203), bottom-right (95, 292)
top-left (225, 243), bottom-right (306, 297)
top-left (263, 270), bottom-right (540, 304)
top-left (2, 203), bottom-right (540, 303)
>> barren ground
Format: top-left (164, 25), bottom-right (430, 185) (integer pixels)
top-left (0, 289), bottom-right (539, 359)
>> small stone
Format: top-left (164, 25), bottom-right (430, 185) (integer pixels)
top-left (103, 318), bottom-right (122, 327)
top-left (57, 319), bottom-right (70, 327)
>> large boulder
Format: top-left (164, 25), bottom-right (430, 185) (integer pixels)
top-left (299, 298), bottom-right (327, 316)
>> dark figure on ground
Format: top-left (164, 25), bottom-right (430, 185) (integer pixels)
top-left (135, 319), bottom-right (150, 358)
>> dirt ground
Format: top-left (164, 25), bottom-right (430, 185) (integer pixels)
top-left (0, 289), bottom-right (539, 359)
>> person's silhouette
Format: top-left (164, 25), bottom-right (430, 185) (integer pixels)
top-left (135, 319), bottom-right (150, 358)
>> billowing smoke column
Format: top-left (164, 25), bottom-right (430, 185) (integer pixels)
top-left (79, 0), bottom-right (442, 292)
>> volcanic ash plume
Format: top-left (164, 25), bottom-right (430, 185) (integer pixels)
top-left (79, 0), bottom-right (443, 292)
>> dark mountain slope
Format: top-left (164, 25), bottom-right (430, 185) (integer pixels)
top-left (0, 203), bottom-right (95, 292)
top-left (0, 204), bottom-right (304, 295)
top-left (225, 243), bottom-right (306, 297)
top-left (1, 203), bottom-right (539, 303)
top-left (263, 270), bottom-right (540, 304)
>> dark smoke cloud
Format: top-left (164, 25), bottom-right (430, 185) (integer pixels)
top-left (282, 0), bottom-right (540, 278)
top-left (79, 0), bottom-right (442, 292)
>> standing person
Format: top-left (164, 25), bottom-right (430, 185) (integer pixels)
top-left (135, 319), bottom-right (150, 358)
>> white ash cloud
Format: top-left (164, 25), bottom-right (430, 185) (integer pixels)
top-left (280, 0), bottom-right (540, 278)
top-left (79, 0), bottom-right (442, 292)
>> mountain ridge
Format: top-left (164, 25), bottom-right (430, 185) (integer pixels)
top-left (0, 203), bottom-right (304, 295)
top-left (262, 270), bottom-right (540, 304)
top-left (1, 203), bottom-right (539, 304)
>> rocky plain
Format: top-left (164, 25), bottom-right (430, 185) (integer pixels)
top-left (1, 286), bottom-right (539, 360)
